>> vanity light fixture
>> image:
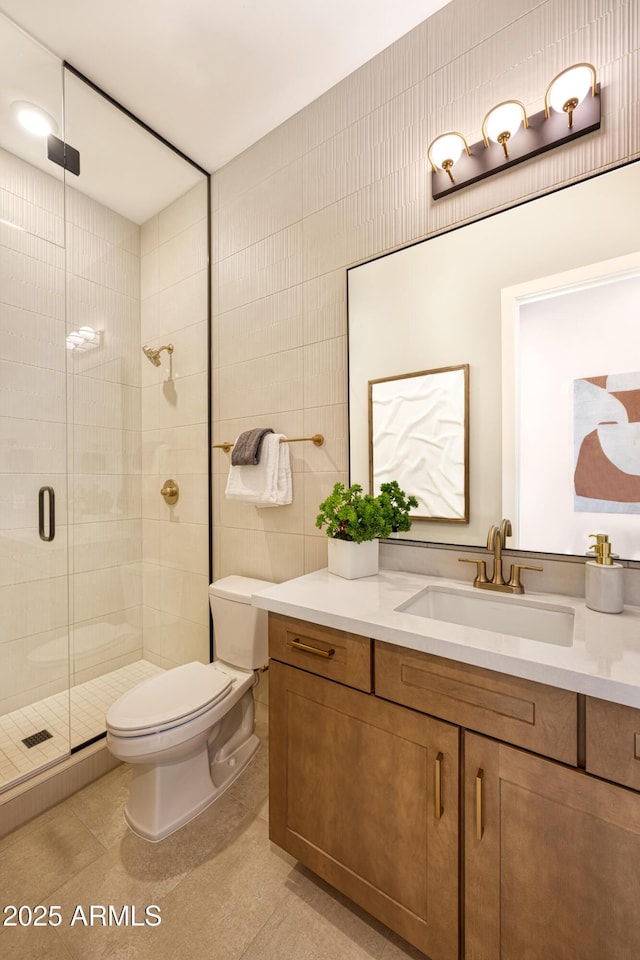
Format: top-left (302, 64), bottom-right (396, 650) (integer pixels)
top-left (427, 132), bottom-right (470, 183)
top-left (428, 63), bottom-right (600, 199)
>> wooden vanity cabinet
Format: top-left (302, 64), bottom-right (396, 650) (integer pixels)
top-left (269, 615), bottom-right (640, 960)
top-left (464, 731), bottom-right (640, 960)
top-left (269, 657), bottom-right (460, 960)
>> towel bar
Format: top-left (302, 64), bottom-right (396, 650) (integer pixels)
top-left (213, 434), bottom-right (324, 454)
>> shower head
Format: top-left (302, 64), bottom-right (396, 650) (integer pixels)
top-left (142, 344), bottom-right (173, 367)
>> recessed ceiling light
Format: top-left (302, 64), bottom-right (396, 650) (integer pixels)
top-left (11, 100), bottom-right (58, 138)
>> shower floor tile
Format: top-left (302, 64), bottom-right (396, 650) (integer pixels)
top-left (0, 659), bottom-right (163, 792)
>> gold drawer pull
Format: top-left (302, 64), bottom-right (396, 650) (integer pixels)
top-left (476, 769), bottom-right (484, 841)
top-left (434, 752), bottom-right (444, 819)
top-left (291, 639), bottom-right (335, 659)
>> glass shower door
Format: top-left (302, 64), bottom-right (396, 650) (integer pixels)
top-left (0, 14), bottom-right (72, 790)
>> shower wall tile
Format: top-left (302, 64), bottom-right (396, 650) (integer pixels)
top-left (141, 422), bottom-right (208, 476)
top-left (158, 519), bottom-right (209, 575)
top-left (159, 568), bottom-right (210, 625)
top-left (65, 186), bottom-right (140, 256)
top-left (140, 181), bottom-right (209, 667)
top-left (0, 527), bottom-right (68, 588)
top-left (158, 179), bottom-right (208, 243)
top-left (0, 576), bottom-right (69, 646)
top-left (158, 268), bottom-right (208, 336)
top-left (0, 417), bottom-right (66, 474)
top-left (70, 520), bottom-right (143, 573)
top-left (0, 304), bottom-right (65, 371)
top-left (66, 224), bottom-right (140, 299)
top-left (157, 218), bottom-right (208, 290)
top-left (0, 245), bottom-right (65, 319)
top-left (0, 361), bottom-right (66, 422)
top-left (72, 564), bottom-right (142, 625)
top-left (212, 0), bottom-right (640, 585)
top-left (70, 474), bottom-right (141, 524)
top-left (72, 376), bottom-right (140, 431)
top-left (0, 629), bottom-right (70, 712)
top-left (72, 424), bottom-right (141, 476)
top-left (0, 147), bottom-right (64, 247)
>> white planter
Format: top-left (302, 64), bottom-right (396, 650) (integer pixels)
top-left (327, 538), bottom-right (379, 579)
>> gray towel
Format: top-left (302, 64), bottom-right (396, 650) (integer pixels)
top-left (231, 427), bottom-right (274, 465)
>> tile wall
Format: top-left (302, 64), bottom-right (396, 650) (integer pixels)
top-left (140, 181), bottom-right (211, 668)
top-left (211, 0), bottom-right (640, 585)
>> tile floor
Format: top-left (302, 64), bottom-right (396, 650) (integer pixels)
top-left (0, 661), bottom-right (163, 791)
top-left (0, 703), bottom-right (425, 960)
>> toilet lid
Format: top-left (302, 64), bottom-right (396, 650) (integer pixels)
top-left (106, 662), bottom-right (233, 734)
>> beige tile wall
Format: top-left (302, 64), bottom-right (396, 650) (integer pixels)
top-left (141, 180), bottom-right (210, 668)
top-left (212, 0), bottom-right (640, 584)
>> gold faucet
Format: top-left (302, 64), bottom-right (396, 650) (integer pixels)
top-left (459, 518), bottom-right (543, 594)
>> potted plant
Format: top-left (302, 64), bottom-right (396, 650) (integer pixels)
top-left (377, 480), bottom-right (419, 535)
top-left (316, 481), bottom-right (416, 579)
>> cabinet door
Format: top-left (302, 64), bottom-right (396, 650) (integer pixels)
top-left (464, 732), bottom-right (640, 960)
top-left (270, 660), bottom-right (459, 960)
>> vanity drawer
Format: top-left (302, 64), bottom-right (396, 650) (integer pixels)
top-left (586, 697), bottom-right (640, 791)
top-left (269, 614), bottom-right (372, 692)
top-left (375, 641), bottom-right (577, 764)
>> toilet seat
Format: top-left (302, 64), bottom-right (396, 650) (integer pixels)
top-left (106, 662), bottom-right (232, 736)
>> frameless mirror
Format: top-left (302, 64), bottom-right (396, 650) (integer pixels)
top-left (348, 159), bottom-right (640, 560)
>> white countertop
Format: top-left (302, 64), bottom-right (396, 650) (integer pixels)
top-left (253, 568), bottom-right (640, 709)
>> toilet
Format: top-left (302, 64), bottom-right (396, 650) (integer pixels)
top-left (105, 576), bottom-right (272, 842)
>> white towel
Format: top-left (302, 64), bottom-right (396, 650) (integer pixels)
top-left (225, 433), bottom-right (292, 506)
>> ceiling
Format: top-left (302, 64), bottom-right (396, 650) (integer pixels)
top-left (0, 0), bottom-right (451, 173)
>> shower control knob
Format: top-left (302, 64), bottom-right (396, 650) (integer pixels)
top-left (160, 479), bottom-right (179, 505)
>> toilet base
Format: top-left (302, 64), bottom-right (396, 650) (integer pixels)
top-left (123, 688), bottom-right (260, 842)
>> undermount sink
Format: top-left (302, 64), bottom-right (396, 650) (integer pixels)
top-left (396, 585), bottom-right (575, 646)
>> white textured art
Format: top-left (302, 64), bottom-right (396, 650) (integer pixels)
top-left (370, 366), bottom-right (467, 521)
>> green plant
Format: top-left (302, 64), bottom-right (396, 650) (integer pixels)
top-left (315, 483), bottom-right (392, 543)
top-left (377, 480), bottom-right (419, 533)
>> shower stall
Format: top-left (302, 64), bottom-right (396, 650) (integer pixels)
top-left (0, 13), bottom-right (211, 793)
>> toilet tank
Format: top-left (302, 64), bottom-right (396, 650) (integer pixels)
top-left (209, 576), bottom-right (273, 670)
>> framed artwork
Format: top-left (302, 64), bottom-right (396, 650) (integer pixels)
top-left (368, 364), bottom-right (469, 523)
top-left (574, 371), bottom-right (640, 513)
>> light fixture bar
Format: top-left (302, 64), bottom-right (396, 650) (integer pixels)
top-left (431, 82), bottom-right (601, 200)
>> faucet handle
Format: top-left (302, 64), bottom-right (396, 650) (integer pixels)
top-left (459, 557), bottom-right (489, 585)
top-left (507, 563), bottom-right (543, 593)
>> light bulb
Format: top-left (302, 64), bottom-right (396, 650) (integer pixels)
top-left (11, 101), bottom-right (58, 138)
top-left (427, 133), bottom-right (470, 183)
top-left (545, 64), bottom-right (596, 128)
top-left (482, 101), bottom-right (528, 158)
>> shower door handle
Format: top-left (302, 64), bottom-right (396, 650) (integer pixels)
top-left (38, 486), bottom-right (55, 542)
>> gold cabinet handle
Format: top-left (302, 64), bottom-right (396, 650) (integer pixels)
top-left (434, 752), bottom-right (444, 819)
top-left (290, 639), bottom-right (335, 659)
top-left (475, 769), bottom-right (484, 841)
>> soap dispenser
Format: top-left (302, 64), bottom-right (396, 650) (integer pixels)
top-left (585, 534), bottom-right (624, 614)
